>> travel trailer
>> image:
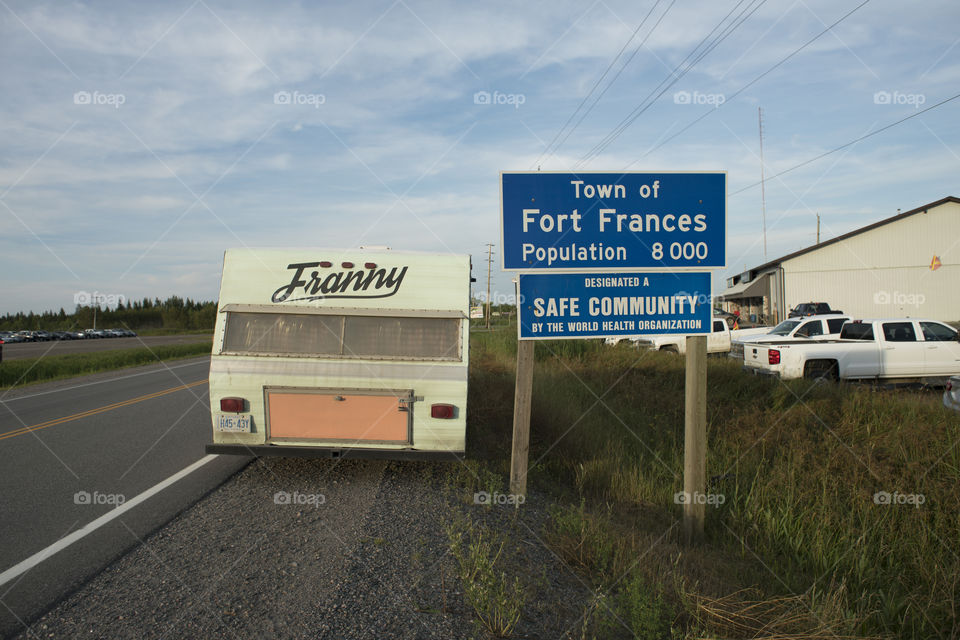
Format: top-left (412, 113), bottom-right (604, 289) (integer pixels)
top-left (207, 249), bottom-right (470, 459)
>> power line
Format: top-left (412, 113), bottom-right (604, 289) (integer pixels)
top-left (533, 0), bottom-right (665, 168)
top-left (578, 0), bottom-right (768, 166)
top-left (730, 91), bottom-right (960, 195)
top-left (639, 0), bottom-right (874, 161)
top-left (580, 0), bottom-right (766, 165)
top-left (534, 0), bottom-right (673, 168)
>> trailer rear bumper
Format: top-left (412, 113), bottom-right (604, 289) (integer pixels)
top-left (206, 443), bottom-right (464, 461)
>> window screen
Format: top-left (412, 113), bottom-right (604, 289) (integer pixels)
top-left (222, 312), bottom-right (460, 360)
top-left (223, 313), bottom-right (342, 355)
top-left (342, 316), bottom-right (460, 359)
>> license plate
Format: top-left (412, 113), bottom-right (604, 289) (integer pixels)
top-left (216, 413), bottom-right (252, 432)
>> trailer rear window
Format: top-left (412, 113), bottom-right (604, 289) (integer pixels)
top-left (221, 312), bottom-right (461, 360)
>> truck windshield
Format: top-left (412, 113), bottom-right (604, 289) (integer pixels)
top-left (769, 320), bottom-right (800, 336)
top-left (222, 312), bottom-right (461, 360)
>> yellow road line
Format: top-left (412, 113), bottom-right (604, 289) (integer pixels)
top-left (0, 379), bottom-right (208, 442)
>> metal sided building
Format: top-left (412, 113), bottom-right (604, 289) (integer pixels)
top-left (719, 196), bottom-right (960, 323)
top-left (207, 248), bottom-right (471, 460)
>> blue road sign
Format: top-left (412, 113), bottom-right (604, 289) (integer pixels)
top-left (501, 172), bottom-right (725, 270)
top-left (517, 271), bottom-right (712, 340)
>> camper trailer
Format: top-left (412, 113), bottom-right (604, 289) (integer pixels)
top-left (207, 249), bottom-right (470, 459)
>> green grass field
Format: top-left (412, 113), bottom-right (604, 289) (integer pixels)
top-left (462, 327), bottom-right (959, 639)
top-left (0, 341), bottom-right (212, 389)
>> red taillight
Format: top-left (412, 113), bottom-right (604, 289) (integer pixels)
top-left (431, 404), bottom-right (455, 419)
top-left (319, 261), bottom-right (332, 267)
top-left (341, 261), bottom-right (354, 268)
top-left (768, 349), bottom-right (780, 365)
top-left (220, 397), bottom-right (245, 412)
top-left (948, 380), bottom-right (954, 391)
top-left (364, 262), bottom-right (377, 269)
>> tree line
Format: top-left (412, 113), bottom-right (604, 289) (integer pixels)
top-left (0, 297), bottom-right (217, 332)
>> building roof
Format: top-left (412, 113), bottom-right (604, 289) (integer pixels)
top-left (746, 196), bottom-right (959, 275)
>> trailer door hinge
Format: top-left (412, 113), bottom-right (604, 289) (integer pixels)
top-left (398, 396), bottom-right (422, 412)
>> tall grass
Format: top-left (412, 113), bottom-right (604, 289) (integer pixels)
top-left (0, 341), bottom-right (212, 388)
top-left (467, 328), bottom-right (959, 639)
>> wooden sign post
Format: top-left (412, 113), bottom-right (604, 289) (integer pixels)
top-left (683, 335), bottom-right (708, 545)
top-left (509, 340), bottom-right (535, 496)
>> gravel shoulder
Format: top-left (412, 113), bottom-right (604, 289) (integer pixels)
top-left (16, 456), bottom-right (593, 639)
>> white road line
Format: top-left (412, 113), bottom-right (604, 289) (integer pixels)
top-left (0, 454), bottom-right (219, 588)
top-left (0, 358), bottom-right (210, 402)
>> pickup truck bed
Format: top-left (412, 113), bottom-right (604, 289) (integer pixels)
top-left (730, 315), bottom-right (852, 360)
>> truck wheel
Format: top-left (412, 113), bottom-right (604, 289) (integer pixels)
top-left (661, 345), bottom-right (679, 355)
top-left (804, 360), bottom-right (838, 381)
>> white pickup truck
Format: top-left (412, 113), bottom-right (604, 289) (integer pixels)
top-left (742, 318), bottom-right (960, 382)
top-left (729, 314), bottom-right (852, 360)
top-left (631, 317), bottom-right (732, 355)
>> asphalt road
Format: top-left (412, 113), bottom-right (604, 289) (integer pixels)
top-left (0, 335), bottom-right (212, 361)
top-left (0, 356), bottom-right (250, 638)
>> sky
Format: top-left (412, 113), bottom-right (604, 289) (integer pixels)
top-left (1, 0), bottom-right (958, 315)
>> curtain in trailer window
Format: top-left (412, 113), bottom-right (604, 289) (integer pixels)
top-left (343, 316), bottom-right (459, 359)
top-left (222, 312), bottom-right (460, 360)
top-left (223, 313), bottom-right (343, 355)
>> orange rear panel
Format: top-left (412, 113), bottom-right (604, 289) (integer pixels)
top-left (267, 390), bottom-right (410, 443)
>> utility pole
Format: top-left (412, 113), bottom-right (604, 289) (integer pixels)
top-left (816, 212), bottom-right (820, 244)
top-left (485, 243), bottom-right (494, 330)
top-left (758, 107), bottom-right (768, 259)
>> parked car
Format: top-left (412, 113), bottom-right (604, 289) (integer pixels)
top-left (742, 318), bottom-right (960, 382)
top-left (945, 377), bottom-right (960, 412)
top-left (713, 309), bottom-right (737, 323)
top-left (788, 302), bottom-right (844, 318)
